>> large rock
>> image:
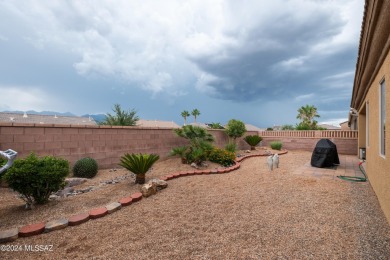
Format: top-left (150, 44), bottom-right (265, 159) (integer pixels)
top-left (65, 178), bottom-right (88, 187)
top-left (140, 183), bottom-right (157, 197)
top-left (149, 179), bottom-right (168, 190)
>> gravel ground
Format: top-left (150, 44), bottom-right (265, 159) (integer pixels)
top-left (0, 150), bottom-right (389, 259)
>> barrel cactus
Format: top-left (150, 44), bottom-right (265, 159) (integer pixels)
top-left (72, 157), bottom-right (98, 178)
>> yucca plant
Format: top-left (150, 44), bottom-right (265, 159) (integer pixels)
top-left (244, 135), bottom-right (263, 150)
top-left (119, 153), bottom-right (160, 184)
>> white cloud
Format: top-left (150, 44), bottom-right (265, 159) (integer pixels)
top-left (0, 86), bottom-right (60, 112)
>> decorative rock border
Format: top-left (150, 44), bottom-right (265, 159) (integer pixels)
top-left (0, 149), bottom-right (288, 243)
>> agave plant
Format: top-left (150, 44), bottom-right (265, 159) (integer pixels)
top-left (244, 135), bottom-right (263, 150)
top-left (119, 153), bottom-right (160, 184)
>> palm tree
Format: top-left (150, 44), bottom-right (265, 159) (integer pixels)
top-left (100, 104), bottom-right (139, 126)
top-left (191, 109), bottom-right (200, 123)
top-left (296, 105), bottom-right (320, 129)
top-left (119, 153), bottom-right (160, 184)
top-left (181, 110), bottom-right (190, 125)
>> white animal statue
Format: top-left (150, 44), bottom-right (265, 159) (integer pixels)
top-left (273, 154), bottom-right (279, 169)
top-left (0, 149), bottom-right (18, 174)
top-left (267, 155), bottom-right (273, 171)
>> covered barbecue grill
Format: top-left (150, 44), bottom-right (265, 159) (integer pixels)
top-left (311, 139), bottom-right (340, 168)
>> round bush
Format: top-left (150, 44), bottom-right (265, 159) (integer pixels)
top-left (73, 157), bottom-right (98, 178)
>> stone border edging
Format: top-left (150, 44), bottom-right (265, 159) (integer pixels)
top-left (0, 149), bottom-right (288, 243)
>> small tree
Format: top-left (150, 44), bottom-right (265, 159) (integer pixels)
top-left (100, 104), bottom-right (139, 126)
top-left (191, 109), bottom-right (201, 123)
top-left (119, 153), bottom-right (159, 184)
top-left (181, 110), bottom-right (190, 125)
top-left (225, 119), bottom-right (246, 144)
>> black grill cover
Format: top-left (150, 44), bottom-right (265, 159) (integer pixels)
top-left (311, 139), bottom-right (340, 168)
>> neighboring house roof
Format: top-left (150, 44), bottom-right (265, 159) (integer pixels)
top-left (245, 124), bottom-right (265, 131)
top-left (339, 121), bottom-right (349, 126)
top-left (318, 124), bottom-right (341, 130)
top-left (137, 119), bottom-right (180, 128)
top-left (0, 112), bottom-right (97, 125)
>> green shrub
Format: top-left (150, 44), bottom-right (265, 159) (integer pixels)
top-left (225, 142), bottom-right (237, 153)
top-left (173, 125), bottom-right (214, 165)
top-left (3, 153), bottom-right (69, 206)
top-left (225, 119), bottom-right (246, 142)
top-left (119, 153), bottom-right (160, 184)
top-left (169, 146), bottom-right (188, 164)
top-left (244, 135), bottom-right (263, 150)
top-left (270, 141), bottom-right (283, 150)
top-left (72, 157), bottom-right (98, 178)
top-left (0, 157), bottom-right (6, 177)
top-left (208, 148), bottom-right (235, 166)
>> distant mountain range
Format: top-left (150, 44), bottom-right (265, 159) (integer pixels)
top-left (1, 110), bottom-right (106, 123)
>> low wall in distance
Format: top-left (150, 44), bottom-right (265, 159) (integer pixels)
top-left (259, 130), bottom-right (358, 155)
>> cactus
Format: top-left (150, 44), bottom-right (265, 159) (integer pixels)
top-left (72, 157), bottom-right (98, 178)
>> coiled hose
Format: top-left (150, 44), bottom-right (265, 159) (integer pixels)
top-left (337, 161), bottom-right (367, 182)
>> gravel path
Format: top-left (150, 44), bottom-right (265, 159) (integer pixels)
top-left (1, 150), bottom-right (389, 259)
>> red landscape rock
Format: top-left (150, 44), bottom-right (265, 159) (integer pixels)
top-left (68, 213), bottom-right (90, 226)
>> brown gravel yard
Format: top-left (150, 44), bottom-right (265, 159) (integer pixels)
top-left (1, 150), bottom-right (389, 259)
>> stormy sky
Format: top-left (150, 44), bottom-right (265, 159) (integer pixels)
top-left (0, 0), bottom-right (364, 128)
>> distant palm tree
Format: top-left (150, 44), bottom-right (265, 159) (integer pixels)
top-left (191, 109), bottom-right (200, 123)
top-left (100, 104), bottom-right (139, 126)
top-left (181, 110), bottom-right (190, 125)
top-left (296, 104), bottom-right (320, 129)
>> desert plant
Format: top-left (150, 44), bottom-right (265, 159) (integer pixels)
top-left (169, 146), bottom-right (188, 164)
top-left (3, 153), bottom-right (69, 206)
top-left (225, 119), bottom-right (246, 143)
top-left (72, 157), bottom-right (99, 178)
top-left (100, 104), bottom-right (139, 126)
top-left (119, 153), bottom-right (160, 184)
top-left (225, 142), bottom-right (237, 153)
top-left (208, 148), bottom-right (235, 167)
top-left (296, 104), bottom-right (320, 130)
top-left (270, 141), bottom-right (283, 151)
top-left (244, 135), bottom-right (263, 150)
top-left (174, 125), bottom-right (214, 165)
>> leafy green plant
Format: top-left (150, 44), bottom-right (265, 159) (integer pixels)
top-left (244, 135), bottom-right (263, 150)
top-left (3, 153), bottom-right (69, 206)
top-left (225, 119), bottom-right (246, 142)
top-left (270, 141), bottom-right (283, 151)
top-left (281, 124), bottom-right (295, 130)
top-left (208, 148), bottom-right (235, 167)
top-left (225, 142), bottom-right (237, 153)
top-left (100, 103), bottom-right (139, 126)
top-left (208, 122), bottom-right (224, 129)
top-left (169, 146), bottom-right (188, 164)
top-left (119, 153), bottom-right (160, 184)
top-left (174, 125), bottom-right (214, 165)
top-left (72, 157), bottom-right (99, 178)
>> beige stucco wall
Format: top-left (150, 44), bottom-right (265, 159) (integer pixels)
top-left (359, 47), bottom-right (390, 222)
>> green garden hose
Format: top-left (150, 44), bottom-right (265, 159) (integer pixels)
top-left (337, 162), bottom-right (367, 182)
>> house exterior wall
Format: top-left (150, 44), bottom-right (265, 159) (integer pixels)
top-left (358, 47), bottom-right (390, 222)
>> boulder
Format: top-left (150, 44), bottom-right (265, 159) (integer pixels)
top-left (140, 183), bottom-right (157, 197)
top-left (149, 179), bottom-right (168, 190)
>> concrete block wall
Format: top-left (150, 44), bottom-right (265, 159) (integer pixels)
top-left (0, 123), bottom-right (256, 169)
